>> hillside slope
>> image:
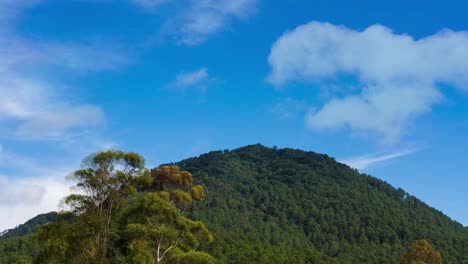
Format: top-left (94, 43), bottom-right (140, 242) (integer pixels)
top-left (177, 144), bottom-right (468, 263)
top-left (0, 212), bottom-right (58, 264)
top-left (2, 145), bottom-right (467, 263)
top-left (1, 212), bottom-right (58, 239)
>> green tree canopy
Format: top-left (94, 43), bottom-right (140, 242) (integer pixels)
top-left (34, 151), bottom-right (213, 264)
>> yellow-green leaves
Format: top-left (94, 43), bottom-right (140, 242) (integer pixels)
top-left (121, 192), bottom-right (214, 263)
top-left (149, 165), bottom-right (207, 210)
top-left (190, 185), bottom-right (205, 201)
top-left (151, 165), bottom-right (193, 191)
top-left (35, 150), bottom-right (214, 264)
top-left (400, 239), bottom-right (442, 264)
top-left (172, 190), bottom-right (193, 209)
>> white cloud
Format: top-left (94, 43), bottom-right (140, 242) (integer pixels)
top-left (0, 174), bottom-right (72, 232)
top-left (0, 177), bottom-right (45, 206)
top-left (0, 1), bottom-right (119, 230)
top-left (340, 149), bottom-right (419, 170)
top-left (0, 3), bottom-right (130, 140)
top-left (0, 82), bottom-right (105, 140)
top-left (173, 67), bottom-right (209, 88)
top-left (170, 0), bottom-right (257, 45)
top-left (267, 22), bottom-right (468, 142)
top-left (0, 147), bottom-right (77, 231)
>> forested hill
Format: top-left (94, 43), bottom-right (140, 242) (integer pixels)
top-left (0, 212), bottom-right (58, 263)
top-left (1, 144), bottom-right (468, 263)
top-left (1, 212), bottom-right (58, 239)
top-left (177, 144), bottom-right (468, 263)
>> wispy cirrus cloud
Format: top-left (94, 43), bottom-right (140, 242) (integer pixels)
top-left (340, 148), bottom-right (420, 170)
top-left (0, 2), bottom-right (129, 141)
top-left (172, 67), bottom-right (210, 88)
top-left (134, 0), bottom-right (258, 45)
top-left (267, 22), bottom-right (468, 143)
top-left (0, 0), bottom-right (128, 231)
top-left (0, 0), bottom-right (41, 23)
top-left (131, 0), bottom-right (171, 8)
top-left (174, 0), bottom-right (258, 45)
top-left (270, 98), bottom-right (310, 119)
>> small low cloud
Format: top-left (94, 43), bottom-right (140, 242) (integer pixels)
top-left (267, 21), bottom-right (468, 143)
top-left (173, 67), bottom-right (210, 88)
top-left (340, 148), bottom-right (419, 170)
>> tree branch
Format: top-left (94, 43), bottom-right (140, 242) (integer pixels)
top-left (158, 239), bottom-right (180, 262)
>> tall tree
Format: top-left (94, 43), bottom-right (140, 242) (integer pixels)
top-left (35, 151), bottom-right (214, 264)
top-left (66, 151), bottom-right (149, 263)
top-left (112, 165), bottom-right (213, 263)
top-left (118, 192), bottom-right (214, 264)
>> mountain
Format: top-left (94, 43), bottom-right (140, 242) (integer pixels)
top-left (1, 212), bottom-right (58, 239)
top-left (177, 144), bottom-right (468, 263)
top-left (1, 145), bottom-right (468, 263)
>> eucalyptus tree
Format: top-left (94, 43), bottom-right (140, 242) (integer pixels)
top-left (35, 151), bottom-right (214, 264)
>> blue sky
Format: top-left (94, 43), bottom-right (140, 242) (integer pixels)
top-left (1, 0), bottom-right (468, 230)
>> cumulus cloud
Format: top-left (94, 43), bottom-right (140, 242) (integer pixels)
top-left (340, 148), bottom-right (419, 170)
top-left (0, 177), bottom-right (45, 206)
top-left (0, 147), bottom-right (75, 231)
top-left (267, 22), bottom-right (468, 142)
top-left (173, 67), bottom-right (209, 88)
top-left (0, 174), bottom-right (72, 231)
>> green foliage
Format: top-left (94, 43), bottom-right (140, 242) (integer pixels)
top-left (190, 185), bottom-right (206, 201)
top-left (3, 145), bottom-right (468, 263)
top-left (117, 192), bottom-right (213, 263)
top-left (0, 212), bottom-right (59, 264)
top-left (166, 251), bottom-right (216, 264)
top-left (32, 150), bottom-right (213, 264)
top-left (0, 234), bottom-right (37, 264)
top-left (1, 212), bottom-right (58, 239)
top-left (177, 144), bottom-right (468, 263)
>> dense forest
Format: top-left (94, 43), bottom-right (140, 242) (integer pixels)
top-left (1, 145), bottom-right (467, 263)
top-left (174, 145), bottom-right (468, 263)
top-left (0, 213), bottom-right (58, 263)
